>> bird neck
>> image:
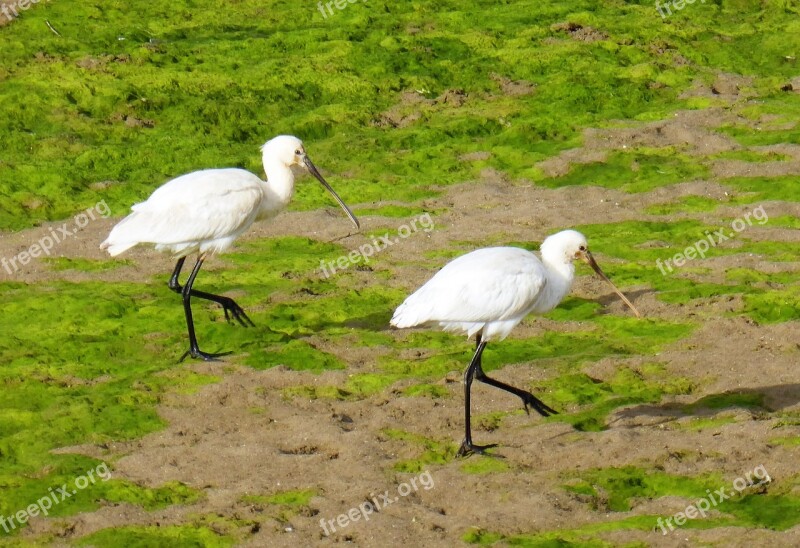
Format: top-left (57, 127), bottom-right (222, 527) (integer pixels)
top-left (259, 159), bottom-right (296, 218)
top-left (541, 258), bottom-right (576, 309)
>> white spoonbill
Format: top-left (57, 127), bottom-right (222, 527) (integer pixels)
top-left (390, 229), bottom-right (639, 456)
top-left (101, 135), bottom-right (360, 361)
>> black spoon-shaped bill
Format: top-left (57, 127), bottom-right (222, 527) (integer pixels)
top-left (303, 155), bottom-right (360, 230)
top-left (582, 251), bottom-right (641, 318)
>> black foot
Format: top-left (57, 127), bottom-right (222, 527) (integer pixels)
top-left (520, 393), bottom-right (558, 417)
top-left (219, 297), bottom-right (255, 327)
top-left (178, 349), bottom-right (232, 362)
top-left (457, 440), bottom-right (499, 458)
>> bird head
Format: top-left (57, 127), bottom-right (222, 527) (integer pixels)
top-left (261, 135), bottom-right (306, 167)
top-left (541, 229), bottom-right (640, 317)
top-left (540, 229), bottom-right (589, 265)
top-left (260, 135), bottom-right (360, 230)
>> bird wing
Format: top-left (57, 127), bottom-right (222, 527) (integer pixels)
top-left (391, 247), bottom-right (548, 327)
top-left (104, 169), bottom-right (265, 249)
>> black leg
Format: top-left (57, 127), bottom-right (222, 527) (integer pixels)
top-left (177, 256), bottom-right (232, 362)
top-left (168, 257), bottom-right (186, 293)
top-left (169, 258), bottom-right (254, 327)
top-left (457, 334), bottom-right (498, 457)
top-left (457, 332), bottom-right (559, 457)
top-left (474, 351), bottom-right (558, 417)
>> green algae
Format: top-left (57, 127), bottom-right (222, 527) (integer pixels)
top-left (77, 525), bottom-right (234, 548)
top-left (742, 287), bottom-right (800, 324)
top-left (1, 0), bottom-right (799, 543)
top-left (381, 316), bottom-right (694, 386)
top-left (535, 364), bottom-right (695, 432)
top-left (354, 205), bottom-right (431, 218)
top-left (711, 149), bottom-right (792, 163)
top-left (381, 428), bottom-right (457, 472)
top-left (720, 176), bottom-right (800, 203)
top-left (240, 488), bottom-right (317, 524)
top-left (719, 124), bottom-right (800, 148)
top-left (561, 466), bottom-right (800, 531)
top-left (670, 415), bottom-right (738, 431)
top-left (537, 149), bottom-right (709, 193)
top-left (43, 257), bottom-right (133, 272)
top-left (2, 0), bottom-right (799, 229)
top-left (460, 457), bottom-right (511, 475)
top-left (644, 195), bottom-right (729, 215)
top-left (0, 454), bottom-right (202, 537)
top-left (491, 317), bottom-right (694, 369)
top-left (0, 237), bottom-right (358, 533)
top-left (473, 411), bottom-right (508, 433)
top-left (769, 436), bottom-right (800, 446)
top-left (464, 517), bottom-right (656, 546)
top-left (684, 392), bottom-right (766, 412)
top-left (378, 317), bottom-right (695, 433)
top-left (282, 372), bottom-right (403, 401)
top-left (468, 466), bottom-right (800, 544)
top-left (577, 219), bottom-right (753, 264)
top-left (255, 489), bottom-right (316, 507)
top-left (402, 383), bottom-right (450, 399)
top-left (246, 338), bottom-right (347, 372)
top-left (571, 220), bottom-right (799, 323)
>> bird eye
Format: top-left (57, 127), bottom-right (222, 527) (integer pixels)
top-left (579, 245), bottom-right (586, 251)
top-left (295, 149), bottom-right (302, 155)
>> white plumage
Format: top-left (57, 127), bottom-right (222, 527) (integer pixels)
top-left (391, 229), bottom-right (639, 456)
top-left (390, 230), bottom-right (624, 339)
top-left (102, 136), bottom-right (358, 258)
top-left (102, 168), bottom-right (266, 257)
top-left (101, 135), bottom-right (359, 361)
top-left (391, 244), bottom-right (569, 341)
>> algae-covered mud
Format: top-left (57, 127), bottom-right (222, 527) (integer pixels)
top-left (1, 0), bottom-right (799, 546)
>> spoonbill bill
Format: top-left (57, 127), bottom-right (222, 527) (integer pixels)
top-left (101, 135), bottom-right (359, 361)
top-left (390, 230), bottom-right (639, 456)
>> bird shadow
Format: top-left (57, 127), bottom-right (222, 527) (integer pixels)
top-left (610, 384), bottom-right (800, 428)
top-left (344, 310), bottom-right (394, 331)
top-left (595, 288), bottom-right (652, 311)
top-left (303, 310), bottom-right (394, 333)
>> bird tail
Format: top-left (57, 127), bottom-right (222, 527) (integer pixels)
top-left (390, 300), bottom-right (427, 329)
top-left (100, 212), bottom-right (143, 257)
top-left (100, 240), bottom-right (138, 257)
